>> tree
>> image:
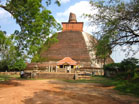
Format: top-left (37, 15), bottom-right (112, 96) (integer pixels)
top-left (0, 30), bottom-right (26, 71)
top-left (95, 35), bottom-right (112, 66)
top-left (0, 0), bottom-right (62, 71)
top-left (8, 58), bottom-right (27, 71)
top-left (104, 58), bottom-right (139, 79)
top-left (0, 30), bottom-right (11, 71)
top-left (0, 0), bottom-right (61, 59)
top-left (120, 58), bottom-right (139, 75)
top-left (85, 0), bottom-right (139, 53)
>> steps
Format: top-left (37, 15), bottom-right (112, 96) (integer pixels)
top-left (78, 76), bottom-right (91, 80)
top-left (75, 73), bottom-right (92, 80)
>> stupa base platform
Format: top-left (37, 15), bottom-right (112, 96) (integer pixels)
top-left (22, 72), bottom-right (75, 80)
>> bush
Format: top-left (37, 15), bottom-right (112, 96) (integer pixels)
top-left (103, 63), bottom-right (120, 77)
top-left (0, 58), bottom-right (26, 72)
top-left (8, 59), bottom-right (26, 71)
top-left (104, 58), bottom-right (139, 80)
top-left (104, 63), bottom-right (120, 72)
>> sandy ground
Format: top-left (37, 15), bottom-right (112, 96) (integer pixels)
top-left (0, 79), bottom-right (138, 104)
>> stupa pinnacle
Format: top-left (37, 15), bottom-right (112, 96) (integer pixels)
top-left (62, 12), bottom-right (83, 31)
top-left (69, 12), bottom-right (77, 22)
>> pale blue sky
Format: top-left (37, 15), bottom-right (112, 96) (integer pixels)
top-left (0, 0), bottom-right (138, 62)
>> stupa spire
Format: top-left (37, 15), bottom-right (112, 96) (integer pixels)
top-left (62, 12), bottom-right (83, 31)
top-left (69, 12), bottom-right (77, 22)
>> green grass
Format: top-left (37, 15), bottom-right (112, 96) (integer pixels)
top-left (0, 74), bottom-right (48, 81)
top-left (16, 77), bottom-right (48, 80)
top-left (114, 79), bottom-right (139, 97)
top-left (0, 74), bottom-right (20, 81)
top-left (65, 76), bottom-right (139, 97)
top-left (65, 76), bottom-right (117, 86)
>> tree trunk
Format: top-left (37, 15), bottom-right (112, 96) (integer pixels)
top-left (103, 58), bottom-right (106, 77)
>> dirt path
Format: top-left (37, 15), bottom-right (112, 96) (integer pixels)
top-left (0, 79), bottom-right (138, 104)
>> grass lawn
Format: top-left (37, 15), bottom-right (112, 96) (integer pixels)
top-left (0, 74), bottom-right (20, 81)
top-left (65, 76), bottom-right (139, 97)
top-left (65, 76), bottom-right (118, 86)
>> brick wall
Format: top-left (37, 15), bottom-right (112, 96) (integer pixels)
top-left (0, 72), bottom-right (20, 75)
top-left (35, 72), bottom-right (75, 80)
top-left (62, 22), bottom-right (83, 31)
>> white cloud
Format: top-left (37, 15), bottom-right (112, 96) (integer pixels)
top-left (60, 0), bottom-right (70, 3)
top-left (57, 1), bottom-right (93, 19)
top-left (0, 8), bottom-right (11, 19)
top-left (56, 1), bottom-right (98, 34)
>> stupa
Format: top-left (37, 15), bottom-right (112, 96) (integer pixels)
top-left (26, 13), bottom-right (113, 71)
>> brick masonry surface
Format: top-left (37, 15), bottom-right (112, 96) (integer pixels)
top-left (40, 31), bottom-right (91, 63)
top-left (35, 72), bottom-right (75, 80)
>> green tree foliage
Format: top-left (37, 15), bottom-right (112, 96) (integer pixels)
top-left (0, 0), bottom-right (61, 58)
top-left (104, 58), bottom-right (139, 96)
top-left (8, 59), bottom-right (26, 71)
top-left (0, 30), bottom-right (9, 71)
top-left (85, 0), bottom-right (139, 54)
top-left (104, 63), bottom-right (121, 73)
top-left (0, 30), bottom-right (26, 71)
top-left (104, 58), bottom-right (139, 79)
top-left (95, 35), bottom-right (112, 65)
top-left (120, 58), bottom-right (139, 73)
top-left (0, 0), bottom-right (62, 70)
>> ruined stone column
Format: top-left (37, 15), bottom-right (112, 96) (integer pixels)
top-left (52, 66), bottom-right (53, 72)
top-left (48, 66), bottom-right (50, 72)
top-left (56, 66), bottom-right (57, 72)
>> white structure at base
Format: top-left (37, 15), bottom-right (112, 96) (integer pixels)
top-left (82, 32), bottom-right (103, 68)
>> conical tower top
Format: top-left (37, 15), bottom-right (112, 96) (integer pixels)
top-left (69, 12), bottom-right (77, 22)
top-left (62, 12), bottom-right (83, 31)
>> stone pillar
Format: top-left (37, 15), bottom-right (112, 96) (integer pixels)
top-left (48, 66), bottom-right (50, 72)
top-left (74, 72), bottom-right (78, 80)
top-left (69, 66), bottom-right (71, 73)
top-left (56, 66), bottom-right (57, 72)
top-left (52, 66), bottom-right (53, 72)
top-left (98, 70), bottom-right (100, 75)
top-left (50, 66), bottom-right (52, 72)
top-left (65, 67), bottom-right (66, 73)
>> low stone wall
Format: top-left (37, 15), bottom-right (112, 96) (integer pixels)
top-left (77, 68), bottom-right (104, 76)
top-left (24, 67), bottom-right (104, 79)
top-left (35, 72), bottom-right (75, 80)
top-left (0, 72), bottom-right (20, 75)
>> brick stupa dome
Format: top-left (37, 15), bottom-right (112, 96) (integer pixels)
top-left (39, 12), bottom-right (113, 66)
top-left (25, 13), bottom-right (114, 71)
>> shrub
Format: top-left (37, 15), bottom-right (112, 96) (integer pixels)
top-left (8, 59), bottom-right (26, 71)
top-left (104, 58), bottom-right (139, 80)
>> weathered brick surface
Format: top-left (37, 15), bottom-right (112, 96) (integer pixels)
top-left (36, 73), bottom-right (75, 80)
top-left (25, 62), bottom-right (57, 71)
top-left (40, 31), bottom-right (91, 63)
top-left (62, 22), bottom-right (83, 31)
top-left (0, 72), bottom-right (20, 75)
